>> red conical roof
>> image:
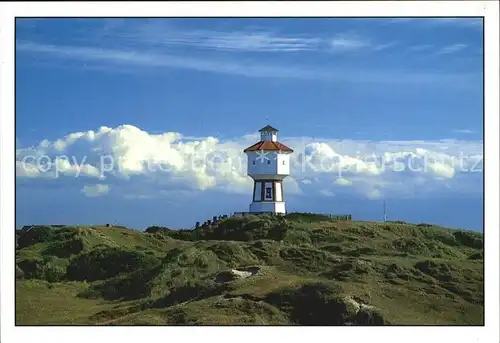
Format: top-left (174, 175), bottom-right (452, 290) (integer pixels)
top-left (244, 140), bottom-right (293, 153)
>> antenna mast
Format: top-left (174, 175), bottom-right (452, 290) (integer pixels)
top-left (383, 199), bottom-right (387, 222)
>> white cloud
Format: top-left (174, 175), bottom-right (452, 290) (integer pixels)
top-left (428, 162), bottom-right (455, 179)
top-left (334, 177), bottom-right (353, 186)
top-left (301, 142), bottom-right (383, 176)
top-left (387, 18), bottom-right (482, 28)
top-left (15, 124), bottom-right (483, 200)
top-left (16, 161), bottom-right (49, 178)
top-left (452, 129), bottom-right (476, 134)
top-left (408, 44), bottom-right (434, 52)
top-left (20, 19), bottom-right (391, 54)
top-left (330, 33), bottom-right (370, 51)
top-left (319, 189), bottom-right (335, 197)
top-left (81, 184), bottom-right (110, 197)
top-left (372, 42), bottom-right (398, 51)
top-left (16, 41), bottom-right (478, 87)
top-left (124, 194), bottom-right (154, 200)
top-left (407, 43), bottom-right (469, 56)
top-left (284, 177), bottom-right (303, 195)
top-left (366, 189), bottom-right (382, 200)
top-left (86, 20), bottom-right (323, 53)
top-left (426, 18), bottom-right (483, 28)
top-left (437, 44), bottom-right (467, 55)
top-left (180, 30), bottom-right (322, 52)
top-left (54, 158), bottom-right (102, 178)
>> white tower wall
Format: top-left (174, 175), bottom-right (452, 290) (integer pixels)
top-left (249, 201), bottom-right (286, 214)
top-left (276, 153), bottom-right (290, 175)
top-left (247, 151), bottom-right (291, 178)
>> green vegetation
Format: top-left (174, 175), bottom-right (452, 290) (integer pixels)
top-left (16, 214), bottom-right (484, 325)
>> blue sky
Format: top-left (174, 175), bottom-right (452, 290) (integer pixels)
top-left (15, 18), bottom-right (484, 231)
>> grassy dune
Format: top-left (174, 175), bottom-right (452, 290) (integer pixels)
top-left (15, 214), bottom-right (484, 325)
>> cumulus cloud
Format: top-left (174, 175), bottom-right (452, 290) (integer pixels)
top-left (319, 189), bottom-right (336, 197)
top-left (335, 177), bottom-right (353, 186)
top-left (330, 33), bottom-right (370, 51)
top-left (366, 189), bottom-right (382, 200)
top-left (437, 44), bottom-right (467, 55)
top-left (81, 184), bottom-right (110, 197)
top-left (428, 162), bottom-right (456, 179)
top-left (16, 41), bottom-right (478, 87)
top-left (452, 129), bottom-right (476, 134)
top-left (15, 124), bottom-right (483, 200)
top-left (283, 177), bottom-right (303, 195)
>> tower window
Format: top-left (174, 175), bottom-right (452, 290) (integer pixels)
top-left (282, 161), bottom-right (285, 165)
top-left (252, 161), bottom-right (255, 165)
top-left (267, 160), bottom-right (270, 165)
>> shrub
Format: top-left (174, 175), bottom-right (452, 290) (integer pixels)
top-left (198, 215), bottom-right (288, 242)
top-left (392, 238), bottom-right (430, 255)
top-left (353, 308), bottom-right (387, 325)
top-left (42, 239), bottom-right (85, 258)
top-left (414, 260), bottom-right (456, 282)
top-left (285, 213), bottom-right (332, 223)
top-left (16, 265), bottom-right (25, 279)
top-left (266, 282), bottom-right (387, 325)
top-left (153, 215), bottom-right (290, 243)
top-left (83, 263), bottom-right (162, 300)
top-left (468, 251), bottom-right (483, 260)
top-left (152, 280), bottom-right (225, 308)
top-left (17, 226), bottom-right (57, 249)
top-left (248, 240), bottom-right (280, 262)
top-left (145, 226), bottom-right (171, 234)
top-left (66, 247), bottom-right (160, 282)
top-left (205, 242), bottom-right (259, 267)
top-left (279, 246), bottom-right (338, 272)
top-left (17, 257), bottom-right (67, 282)
top-left (265, 282), bottom-right (349, 325)
top-left (283, 228), bottom-right (312, 246)
top-left (384, 263), bottom-right (414, 282)
top-left (321, 259), bottom-right (371, 281)
top-left (345, 247), bottom-right (377, 257)
top-left (453, 230), bottom-right (483, 249)
top-left (43, 263), bottom-right (67, 283)
top-left (421, 228), bottom-right (458, 246)
top-left (17, 259), bottom-right (43, 279)
top-left (424, 241), bottom-right (465, 259)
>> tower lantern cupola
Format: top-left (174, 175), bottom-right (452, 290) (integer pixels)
top-left (259, 125), bottom-right (279, 142)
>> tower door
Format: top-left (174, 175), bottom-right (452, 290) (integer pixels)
top-left (264, 181), bottom-right (274, 201)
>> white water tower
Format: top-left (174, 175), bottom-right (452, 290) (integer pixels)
top-left (243, 125), bottom-right (293, 214)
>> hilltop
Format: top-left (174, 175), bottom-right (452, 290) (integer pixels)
top-left (15, 213), bottom-right (484, 325)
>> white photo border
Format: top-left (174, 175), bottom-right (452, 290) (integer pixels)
top-left (1, 1), bottom-right (498, 343)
